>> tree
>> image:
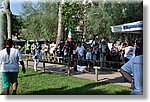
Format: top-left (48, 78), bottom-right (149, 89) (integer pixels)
top-left (20, 1), bottom-right (58, 41)
top-left (4, 0), bottom-right (12, 39)
top-left (19, 0), bottom-right (143, 42)
top-left (62, 2), bottom-right (84, 41)
top-left (56, 2), bottom-right (63, 45)
top-left (0, 11), bottom-right (7, 50)
top-left (12, 15), bottom-right (23, 37)
top-left (85, 0), bottom-right (143, 40)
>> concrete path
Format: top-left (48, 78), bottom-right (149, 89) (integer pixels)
top-left (25, 61), bottom-right (131, 87)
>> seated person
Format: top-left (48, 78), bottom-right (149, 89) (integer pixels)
top-left (120, 54), bottom-right (143, 95)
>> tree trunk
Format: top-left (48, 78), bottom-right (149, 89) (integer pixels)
top-left (56, 2), bottom-right (62, 45)
top-left (0, 11), bottom-right (6, 50)
top-left (4, 0), bottom-right (12, 39)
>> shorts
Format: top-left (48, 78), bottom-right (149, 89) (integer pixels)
top-left (86, 53), bottom-right (92, 60)
top-left (34, 59), bottom-right (40, 64)
top-left (2, 72), bottom-right (18, 89)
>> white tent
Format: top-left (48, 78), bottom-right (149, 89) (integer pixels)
top-left (111, 21), bottom-right (143, 33)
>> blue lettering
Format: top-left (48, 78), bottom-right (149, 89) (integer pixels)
top-left (123, 24), bottom-right (143, 30)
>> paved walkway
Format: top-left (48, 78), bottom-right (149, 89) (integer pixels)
top-left (25, 61), bottom-right (131, 87)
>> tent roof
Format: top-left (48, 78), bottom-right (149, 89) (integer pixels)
top-left (111, 21), bottom-right (143, 33)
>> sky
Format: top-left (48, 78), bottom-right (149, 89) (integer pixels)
top-left (4, 0), bottom-right (143, 15)
top-left (2, 0), bottom-right (40, 15)
top-left (9, 0), bottom-right (63, 15)
top-left (8, 0), bottom-right (63, 15)
top-left (10, 0), bottom-right (23, 15)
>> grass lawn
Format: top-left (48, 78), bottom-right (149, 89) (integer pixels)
top-left (16, 68), bottom-right (131, 95)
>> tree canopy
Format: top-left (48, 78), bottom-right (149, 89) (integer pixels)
top-left (20, 1), bottom-right (58, 41)
top-left (17, 0), bottom-right (143, 41)
top-left (85, 1), bottom-right (143, 40)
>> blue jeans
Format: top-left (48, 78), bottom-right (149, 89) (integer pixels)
top-left (93, 54), bottom-right (97, 61)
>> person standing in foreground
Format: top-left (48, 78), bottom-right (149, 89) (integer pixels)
top-left (0, 39), bottom-right (26, 95)
top-left (120, 54), bottom-right (143, 95)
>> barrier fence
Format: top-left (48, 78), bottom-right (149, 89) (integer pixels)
top-left (25, 54), bottom-right (124, 82)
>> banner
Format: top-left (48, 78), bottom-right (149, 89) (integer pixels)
top-left (111, 21), bottom-right (143, 33)
top-left (122, 21), bottom-right (143, 32)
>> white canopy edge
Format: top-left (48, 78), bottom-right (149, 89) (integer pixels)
top-left (111, 21), bottom-right (143, 33)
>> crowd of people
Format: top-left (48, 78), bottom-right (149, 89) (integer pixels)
top-left (11, 37), bottom-right (142, 73)
top-left (0, 37), bottom-right (143, 95)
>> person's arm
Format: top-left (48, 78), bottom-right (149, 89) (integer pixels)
top-left (76, 47), bottom-right (78, 54)
top-left (99, 44), bottom-right (102, 53)
top-left (17, 49), bottom-right (26, 73)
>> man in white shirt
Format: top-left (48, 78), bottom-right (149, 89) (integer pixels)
top-left (31, 42), bottom-right (36, 55)
top-left (49, 41), bottom-right (56, 56)
top-left (76, 42), bottom-right (85, 60)
top-left (42, 43), bottom-right (49, 56)
top-left (76, 42), bottom-right (85, 66)
top-left (0, 39), bottom-right (25, 95)
top-left (120, 55), bottom-right (143, 95)
top-left (124, 42), bottom-right (135, 63)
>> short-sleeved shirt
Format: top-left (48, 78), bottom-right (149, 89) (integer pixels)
top-left (50, 43), bottom-right (56, 54)
top-left (121, 55), bottom-right (143, 94)
top-left (99, 42), bottom-right (109, 54)
top-left (76, 46), bottom-right (84, 57)
top-left (93, 45), bottom-right (98, 54)
top-left (34, 50), bottom-right (43, 59)
top-left (0, 48), bottom-right (23, 72)
top-left (25, 43), bottom-right (30, 51)
top-left (124, 46), bottom-right (135, 59)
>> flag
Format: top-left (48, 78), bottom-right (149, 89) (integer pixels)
top-left (67, 28), bottom-right (72, 42)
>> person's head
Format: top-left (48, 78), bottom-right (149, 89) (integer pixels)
top-left (27, 40), bottom-right (29, 44)
top-left (101, 39), bottom-right (105, 43)
top-left (122, 42), bottom-right (127, 47)
top-left (78, 41), bottom-right (81, 47)
top-left (128, 40), bottom-right (134, 46)
top-left (125, 39), bottom-right (129, 44)
top-left (6, 39), bottom-right (13, 48)
top-left (117, 40), bottom-right (121, 45)
top-left (60, 40), bottom-right (63, 43)
top-left (51, 41), bottom-right (55, 44)
top-left (112, 43), bottom-right (115, 47)
top-left (57, 44), bottom-right (60, 48)
top-left (12, 42), bottom-right (15, 48)
top-left (95, 42), bottom-right (98, 46)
